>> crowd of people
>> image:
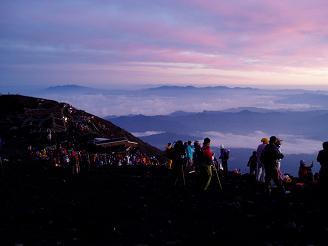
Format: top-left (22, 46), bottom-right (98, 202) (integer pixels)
top-left (165, 138), bottom-right (229, 191)
top-left (249, 136), bottom-right (324, 193)
top-left (165, 136), bottom-right (328, 195)
top-left (2, 120), bottom-right (328, 195)
top-left (26, 142), bottom-right (160, 175)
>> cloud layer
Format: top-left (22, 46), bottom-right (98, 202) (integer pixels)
top-left (203, 131), bottom-right (322, 155)
top-left (1, 1), bottom-right (328, 88)
top-left (41, 92), bottom-right (315, 116)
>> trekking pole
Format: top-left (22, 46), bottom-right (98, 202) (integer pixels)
top-left (181, 165), bottom-right (186, 186)
top-left (212, 165), bottom-right (223, 192)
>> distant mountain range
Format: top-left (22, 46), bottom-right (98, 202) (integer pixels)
top-left (277, 93), bottom-right (328, 107)
top-left (145, 85), bottom-right (259, 92)
top-left (42, 85), bottom-right (105, 95)
top-left (106, 107), bottom-right (324, 175)
top-left (108, 109), bottom-right (328, 141)
top-left (26, 84), bottom-right (328, 116)
top-left (38, 84), bottom-right (326, 98)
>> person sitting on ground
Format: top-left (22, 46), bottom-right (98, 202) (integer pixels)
top-left (298, 160), bottom-right (313, 183)
top-left (247, 151), bottom-right (257, 177)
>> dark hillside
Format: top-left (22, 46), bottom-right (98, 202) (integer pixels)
top-left (0, 95), bottom-right (162, 158)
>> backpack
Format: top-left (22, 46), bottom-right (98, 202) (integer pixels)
top-left (220, 149), bottom-right (229, 161)
top-left (201, 146), bottom-right (213, 166)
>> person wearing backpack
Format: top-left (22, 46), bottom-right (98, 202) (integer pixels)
top-left (219, 144), bottom-right (230, 176)
top-left (201, 138), bottom-right (214, 191)
top-left (261, 136), bottom-right (285, 194)
top-left (173, 140), bottom-right (187, 186)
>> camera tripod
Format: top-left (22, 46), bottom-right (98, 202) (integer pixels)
top-left (211, 164), bottom-right (223, 192)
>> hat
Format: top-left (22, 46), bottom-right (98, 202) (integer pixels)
top-left (261, 138), bottom-right (269, 144)
top-left (220, 144), bottom-right (225, 149)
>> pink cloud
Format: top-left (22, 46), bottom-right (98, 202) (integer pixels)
top-left (2, 0), bottom-right (328, 87)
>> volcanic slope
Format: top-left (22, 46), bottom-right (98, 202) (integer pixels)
top-left (0, 95), bottom-right (161, 157)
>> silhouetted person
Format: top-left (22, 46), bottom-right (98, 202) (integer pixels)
top-left (275, 138), bottom-right (284, 179)
top-left (193, 141), bottom-right (202, 174)
top-left (46, 128), bottom-right (52, 144)
top-left (257, 138), bottom-right (268, 183)
top-left (317, 141), bottom-right (328, 190)
top-left (247, 151), bottom-right (257, 176)
top-left (261, 136), bottom-right (285, 194)
top-left (219, 144), bottom-right (229, 176)
top-left (173, 140), bottom-right (186, 186)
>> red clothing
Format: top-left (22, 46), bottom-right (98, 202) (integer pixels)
top-left (299, 166), bottom-right (308, 178)
top-left (202, 145), bottom-right (213, 164)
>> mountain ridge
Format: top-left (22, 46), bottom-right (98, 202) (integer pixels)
top-left (0, 95), bottom-right (162, 158)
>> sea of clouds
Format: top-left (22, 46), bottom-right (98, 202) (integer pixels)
top-left (201, 131), bottom-right (321, 155)
top-left (41, 92), bottom-right (314, 117)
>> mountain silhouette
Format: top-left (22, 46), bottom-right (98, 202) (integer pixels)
top-left (108, 109), bottom-right (328, 141)
top-left (0, 95), bottom-right (161, 158)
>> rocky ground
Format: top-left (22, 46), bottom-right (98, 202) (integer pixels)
top-left (0, 162), bottom-right (327, 245)
top-left (0, 95), bottom-right (162, 159)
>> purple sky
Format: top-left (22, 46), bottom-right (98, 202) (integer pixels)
top-left (1, 0), bottom-right (328, 89)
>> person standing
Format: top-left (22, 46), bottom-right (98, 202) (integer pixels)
top-left (46, 128), bottom-right (52, 144)
top-left (275, 138), bottom-right (284, 179)
top-left (193, 141), bottom-right (202, 174)
top-left (185, 141), bottom-right (194, 171)
top-left (317, 141), bottom-right (328, 190)
top-left (219, 144), bottom-right (230, 176)
top-left (261, 136), bottom-right (285, 194)
top-left (247, 151), bottom-right (257, 176)
top-left (256, 138), bottom-right (268, 183)
top-left (201, 138), bottom-right (214, 191)
top-left (173, 140), bottom-right (186, 186)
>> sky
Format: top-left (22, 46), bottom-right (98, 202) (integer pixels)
top-left (1, 0), bottom-right (328, 90)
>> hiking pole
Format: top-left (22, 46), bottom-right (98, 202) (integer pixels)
top-left (212, 165), bottom-right (223, 192)
top-left (181, 165), bottom-right (186, 186)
